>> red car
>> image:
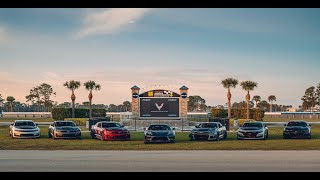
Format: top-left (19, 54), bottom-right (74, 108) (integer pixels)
top-left (90, 122), bottom-right (130, 141)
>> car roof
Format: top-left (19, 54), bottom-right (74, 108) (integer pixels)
top-left (149, 124), bottom-right (170, 126)
top-left (15, 120), bottom-right (33, 122)
top-left (54, 120), bottom-right (73, 122)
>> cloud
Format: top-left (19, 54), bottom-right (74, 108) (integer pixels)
top-left (76, 8), bottom-right (150, 38)
top-left (0, 26), bottom-right (10, 44)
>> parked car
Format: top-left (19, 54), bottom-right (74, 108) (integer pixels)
top-left (189, 122), bottom-right (227, 141)
top-left (237, 121), bottom-right (268, 140)
top-left (144, 124), bottom-right (175, 144)
top-left (90, 122), bottom-right (130, 141)
top-left (48, 121), bottom-right (81, 139)
top-left (9, 120), bottom-right (40, 139)
top-left (283, 120), bottom-right (311, 139)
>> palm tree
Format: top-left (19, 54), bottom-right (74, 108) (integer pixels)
top-left (240, 81), bottom-right (258, 120)
top-left (252, 95), bottom-right (261, 108)
top-left (84, 81), bottom-right (101, 119)
top-left (268, 95), bottom-right (276, 112)
top-left (122, 101), bottom-right (131, 112)
top-left (221, 78), bottom-right (239, 119)
top-left (6, 96), bottom-right (15, 112)
top-left (63, 80), bottom-right (81, 118)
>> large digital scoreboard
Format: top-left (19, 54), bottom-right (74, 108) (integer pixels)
top-left (138, 90), bottom-right (180, 119)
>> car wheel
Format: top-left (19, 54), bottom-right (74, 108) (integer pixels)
top-left (216, 133), bottom-right (220, 141)
top-left (308, 134), bottom-right (311, 139)
top-left (90, 131), bottom-right (95, 139)
top-left (53, 131), bottom-right (57, 140)
top-left (237, 135), bottom-right (240, 140)
top-left (223, 132), bottom-right (227, 140)
top-left (48, 131), bottom-right (52, 138)
top-left (100, 132), bottom-right (105, 141)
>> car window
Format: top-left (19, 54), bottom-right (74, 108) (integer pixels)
top-left (55, 121), bottom-right (75, 127)
top-left (242, 123), bottom-right (262, 128)
top-left (102, 123), bottom-right (122, 128)
top-left (199, 123), bottom-right (217, 128)
top-left (148, 125), bottom-right (171, 131)
top-left (15, 121), bottom-right (35, 126)
top-left (287, 121), bottom-right (307, 127)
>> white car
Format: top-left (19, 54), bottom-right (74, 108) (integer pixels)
top-left (9, 120), bottom-right (40, 138)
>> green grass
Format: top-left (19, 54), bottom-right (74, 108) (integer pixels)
top-left (2, 125), bottom-right (320, 150)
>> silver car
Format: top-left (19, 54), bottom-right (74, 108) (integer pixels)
top-left (189, 122), bottom-right (227, 141)
top-left (237, 121), bottom-right (268, 140)
top-left (9, 120), bottom-right (40, 138)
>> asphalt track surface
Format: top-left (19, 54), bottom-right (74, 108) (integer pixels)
top-left (1, 150), bottom-right (320, 172)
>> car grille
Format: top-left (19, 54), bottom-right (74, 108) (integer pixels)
top-left (152, 137), bottom-right (168, 141)
top-left (59, 131), bottom-right (78, 133)
top-left (18, 134), bottom-right (36, 137)
top-left (61, 134), bottom-right (79, 137)
top-left (241, 132), bottom-right (259, 138)
top-left (194, 134), bottom-right (209, 140)
top-left (111, 131), bottom-right (127, 134)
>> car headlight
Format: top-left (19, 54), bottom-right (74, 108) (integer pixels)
top-left (167, 131), bottom-right (174, 136)
top-left (209, 131), bottom-right (217, 135)
top-left (257, 131), bottom-right (264, 134)
top-left (146, 131), bottom-right (153, 136)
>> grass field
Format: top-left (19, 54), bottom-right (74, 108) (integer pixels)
top-left (2, 124), bottom-right (320, 150)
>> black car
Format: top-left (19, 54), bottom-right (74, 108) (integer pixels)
top-left (144, 124), bottom-right (175, 144)
top-left (283, 120), bottom-right (311, 139)
top-left (48, 121), bottom-right (81, 139)
top-left (189, 122), bottom-right (227, 141)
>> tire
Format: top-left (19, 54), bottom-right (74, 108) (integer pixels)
top-left (9, 131), bottom-right (12, 138)
top-left (223, 132), bottom-right (227, 140)
top-left (100, 132), bottom-right (105, 141)
top-left (216, 133), bottom-right (220, 141)
top-left (48, 131), bottom-right (52, 138)
top-left (308, 134), bottom-right (311, 139)
top-left (90, 131), bottom-right (95, 139)
top-left (53, 131), bottom-right (57, 140)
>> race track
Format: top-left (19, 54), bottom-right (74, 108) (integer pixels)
top-left (0, 150), bottom-right (320, 172)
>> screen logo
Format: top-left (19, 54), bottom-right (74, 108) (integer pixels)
top-left (155, 103), bottom-right (164, 111)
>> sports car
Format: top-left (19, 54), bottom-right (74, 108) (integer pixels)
top-left (144, 124), bottom-right (175, 144)
top-left (90, 122), bottom-right (130, 141)
top-left (48, 121), bottom-right (81, 139)
top-left (9, 120), bottom-right (40, 138)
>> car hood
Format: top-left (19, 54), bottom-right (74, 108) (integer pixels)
top-left (147, 130), bottom-right (171, 136)
top-left (55, 126), bottom-right (79, 130)
top-left (192, 128), bottom-right (216, 132)
top-left (239, 127), bottom-right (262, 131)
top-left (105, 127), bottom-right (127, 131)
top-left (14, 126), bottom-right (38, 129)
top-left (285, 126), bottom-right (309, 131)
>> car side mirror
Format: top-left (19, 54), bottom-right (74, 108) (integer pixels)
top-left (309, 124), bottom-right (311, 126)
top-left (172, 127), bottom-right (176, 130)
top-left (36, 123), bottom-right (38, 126)
top-left (10, 123), bottom-right (13, 126)
top-left (122, 125), bottom-right (124, 127)
top-left (51, 123), bottom-right (54, 126)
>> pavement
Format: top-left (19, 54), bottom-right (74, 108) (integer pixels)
top-left (1, 150), bottom-right (320, 172)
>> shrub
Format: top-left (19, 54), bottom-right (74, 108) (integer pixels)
top-left (64, 118), bottom-right (88, 126)
top-left (231, 108), bottom-right (264, 120)
top-left (210, 108), bottom-right (228, 118)
top-left (52, 108), bottom-right (70, 120)
top-left (52, 108), bottom-right (106, 120)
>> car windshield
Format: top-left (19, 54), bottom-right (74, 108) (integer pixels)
top-left (287, 121), bottom-right (307, 127)
top-left (55, 121), bottom-right (75, 127)
top-left (198, 123), bottom-right (217, 128)
top-left (149, 125), bottom-right (171, 131)
top-left (102, 123), bottom-right (122, 128)
top-left (242, 123), bottom-right (262, 128)
top-left (15, 121), bottom-right (35, 126)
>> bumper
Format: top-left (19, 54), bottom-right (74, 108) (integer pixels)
top-left (144, 135), bottom-right (175, 143)
top-left (237, 132), bottom-right (265, 140)
top-left (189, 133), bottom-right (218, 141)
top-left (13, 131), bottom-right (40, 138)
top-left (104, 134), bottom-right (130, 141)
top-left (283, 132), bottom-right (310, 139)
top-left (54, 132), bottom-right (81, 139)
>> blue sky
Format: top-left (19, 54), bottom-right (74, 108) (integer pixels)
top-left (0, 8), bottom-right (320, 108)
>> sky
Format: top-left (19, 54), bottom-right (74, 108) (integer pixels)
top-left (0, 8), bottom-right (320, 108)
